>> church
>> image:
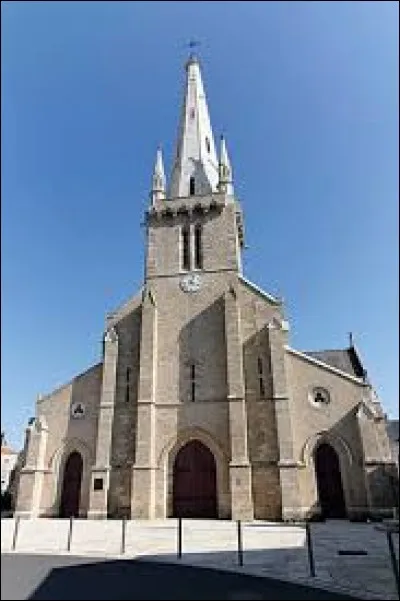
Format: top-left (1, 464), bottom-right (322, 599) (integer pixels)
top-left (15, 54), bottom-right (397, 521)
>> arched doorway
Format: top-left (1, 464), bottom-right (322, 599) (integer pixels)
top-left (314, 443), bottom-right (346, 518)
top-left (173, 440), bottom-right (217, 518)
top-left (59, 451), bottom-right (83, 518)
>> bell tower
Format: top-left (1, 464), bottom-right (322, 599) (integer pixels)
top-left (145, 54), bottom-right (244, 283)
top-left (132, 54), bottom-right (252, 520)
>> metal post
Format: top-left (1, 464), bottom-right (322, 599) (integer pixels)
top-left (237, 520), bottom-right (243, 566)
top-left (177, 517), bottom-right (182, 559)
top-left (12, 516), bottom-right (20, 551)
top-left (386, 530), bottom-right (399, 597)
top-left (305, 522), bottom-right (316, 577)
top-left (121, 518), bottom-right (126, 555)
top-left (67, 516), bottom-right (73, 552)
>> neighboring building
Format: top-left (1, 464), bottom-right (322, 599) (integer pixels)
top-left (387, 419), bottom-right (399, 472)
top-left (15, 54), bottom-right (397, 521)
top-left (1, 435), bottom-right (18, 495)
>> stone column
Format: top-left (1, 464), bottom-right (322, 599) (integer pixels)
top-left (225, 285), bottom-right (254, 520)
top-left (268, 320), bottom-right (302, 521)
top-left (88, 326), bottom-right (118, 519)
top-left (131, 289), bottom-right (157, 519)
top-left (15, 415), bottom-right (49, 517)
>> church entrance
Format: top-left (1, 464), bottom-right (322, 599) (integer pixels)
top-left (59, 451), bottom-right (83, 518)
top-left (173, 440), bottom-right (217, 518)
top-left (315, 443), bottom-right (346, 518)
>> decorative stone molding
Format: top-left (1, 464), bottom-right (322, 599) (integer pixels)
top-left (301, 430), bottom-right (354, 467)
top-left (148, 289), bottom-right (156, 306)
top-left (104, 326), bottom-right (118, 343)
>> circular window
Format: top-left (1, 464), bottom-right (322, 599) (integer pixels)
top-left (309, 387), bottom-right (330, 408)
top-left (71, 402), bottom-right (85, 419)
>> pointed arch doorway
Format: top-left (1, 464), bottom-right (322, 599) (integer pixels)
top-left (315, 443), bottom-right (346, 518)
top-left (59, 451), bottom-right (83, 518)
top-left (173, 440), bottom-right (217, 518)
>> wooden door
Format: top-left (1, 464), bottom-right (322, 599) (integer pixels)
top-left (59, 451), bottom-right (83, 518)
top-left (173, 440), bottom-right (217, 518)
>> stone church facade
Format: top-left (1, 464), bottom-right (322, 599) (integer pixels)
top-left (16, 55), bottom-right (397, 521)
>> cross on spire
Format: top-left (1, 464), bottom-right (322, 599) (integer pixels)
top-left (188, 39), bottom-right (201, 60)
top-left (188, 39), bottom-right (201, 50)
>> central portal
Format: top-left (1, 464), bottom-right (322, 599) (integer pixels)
top-left (173, 440), bottom-right (217, 518)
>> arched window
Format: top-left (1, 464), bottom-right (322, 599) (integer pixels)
top-left (189, 177), bottom-right (195, 196)
top-left (194, 224), bottom-right (203, 269)
top-left (181, 226), bottom-right (190, 271)
top-left (125, 367), bottom-right (131, 402)
top-left (257, 357), bottom-right (265, 398)
top-left (205, 137), bottom-right (210, 153)
top-left (190, 363), bottom-right (196, 402)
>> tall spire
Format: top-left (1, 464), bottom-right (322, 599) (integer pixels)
top-left (218, 135), bottom-right (234, 195)
top-left (168, 55), bottom-right (219, 198)
top-left (150, 147), bottom-right (166, 204)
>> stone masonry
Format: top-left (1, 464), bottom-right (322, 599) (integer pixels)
top-left (15, 55), bottom-right (397, 521)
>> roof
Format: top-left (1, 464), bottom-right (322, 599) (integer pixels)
top-left (302, 347), bottom-right (365, 379)
top-left (387, 420), bottom-right (399, 443)
top-left (238, 275), bottom-right (282, 306)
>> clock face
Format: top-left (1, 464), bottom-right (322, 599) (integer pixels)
top-left (180, 273), bottom-right (201, 293)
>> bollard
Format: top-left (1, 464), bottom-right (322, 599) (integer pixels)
top-left (67, 516), bottom-right (73, 552)
top-left (386, 530), bottom-right (399, 597)
top-left (12, 516), bottom-right (20, 551)
top-left (305, 522), bottom-right (316, 577)
top-left (121, 518), bottom-right (126, 555)
top-left (177, 517), bottom-right (182, 559)
top-left (237, 520), bottom-right (244, 566)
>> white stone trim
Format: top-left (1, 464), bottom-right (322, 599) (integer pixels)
top-left (238, 275), bottom-right (281, 305)
top-left (301, 431), bottom-right (354, 467)
top-left (285, 346), bottom-right (367, 385)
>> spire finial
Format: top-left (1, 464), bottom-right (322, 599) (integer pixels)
top-left (150, 146), bottom-right (166, 204)
top-left (218, 135), bottom-right (234, 195)
top-left (348, 331), bottom-right (354, 347)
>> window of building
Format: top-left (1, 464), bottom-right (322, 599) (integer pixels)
top-left (125, 367), bottom-right (131, 402)
top-left (181, 226), bottom-right (190, 271)
top-left (93, 478), bottom-right (103, 491)
top-left (189, 177), bottom-right (195, 196)
top-left (205, 137), bottom-right (210, 153)
top-left (194, 224), bottom-right (203, 269)
top-left (258, 357), bottom-right (265, 398)
top-left (190, 363), bottom-right (196, 402)
top-left (309, 387), bottom-right (330, 407)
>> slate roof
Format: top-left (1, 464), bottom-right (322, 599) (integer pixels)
top-left (387, 420), bottom-right (399, 443)
top-left (303, 347), bottom-right (365, 378)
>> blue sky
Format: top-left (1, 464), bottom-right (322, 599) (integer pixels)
top-left (1, 1), bottom-right (398, 449)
